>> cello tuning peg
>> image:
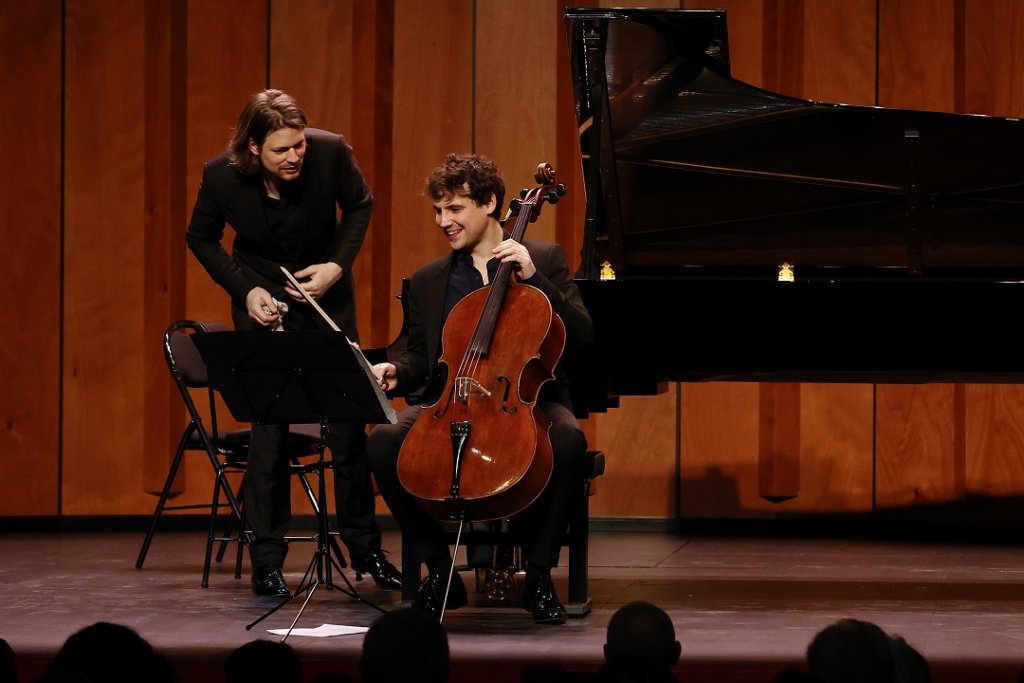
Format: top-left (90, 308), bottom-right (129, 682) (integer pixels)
top-left (509, 198), bottom-right (523, 213)
top-left (546, 190), bottom-right (560, 204)
top-left (520, 188), bottom-right (529, 198)
top-left (556, 184), bottom-right (566, 196)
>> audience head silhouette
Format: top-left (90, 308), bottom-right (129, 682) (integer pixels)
top-left (602, 601), bottom-right (681, 681)
top-left (888, 634), bottom-right (930, 683)
top-left (225, 639), bottom-right (302, 683)
top-left (361, 607), bottom-right (449, 683)
top-left (806, 618), bottom-right (895, 683)
top-left (0, 637), bottom-right (16, 683)
top-left (39, 622), bottom-right (174, 683)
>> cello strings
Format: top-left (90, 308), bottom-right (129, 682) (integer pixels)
top-left (454, 192), bottom-right (540, 402)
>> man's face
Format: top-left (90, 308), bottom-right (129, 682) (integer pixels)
top-left (433, 189), bottom-right (497, 252)
top-left (250, 127), bottom-right (306, 184)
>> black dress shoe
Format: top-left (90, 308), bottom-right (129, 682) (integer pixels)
top-left (251, 566), bottom-right (290, 598)
top-left (352, 550), bottom-right (403, 591)
top-left (413, 569), bottom-right (468, 617)
top-left (523, 570), bottom-right (567, 625)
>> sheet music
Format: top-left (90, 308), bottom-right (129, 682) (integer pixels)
top-left (280, 266), bottom-right (397, 424)
top-left (348, 335), bottom-right (397, 424)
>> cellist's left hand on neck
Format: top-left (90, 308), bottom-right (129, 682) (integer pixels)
top-left (492, 239), bottom-right (536, 280)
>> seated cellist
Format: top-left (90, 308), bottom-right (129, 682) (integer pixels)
top-left (366, 153), bottom-right (594, 625)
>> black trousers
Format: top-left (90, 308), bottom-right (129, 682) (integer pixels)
top-left (366, 400), bottom-right (588, 572)
top-left (244, 421), bottom-right (380, 571)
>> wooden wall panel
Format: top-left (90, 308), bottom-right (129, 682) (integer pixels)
top-left (8, 0), bottom-right (1024, 522)
top-left (590, 392), bottom-right (678, 519)
top-left (876, 385), bottom-right (963, 507)
top-left (62, 0), bottom-right (148, 514)
top-left (0, 1), bottom-right (62, 516)
top-left (966, 385), bottom-right (1024, 497)
top-left (801, 0), bottom-right (876, 105)
top-left (681, 384), bottom-right (874, 517)
top-left (141, 0), bottom-right (188, 496)
top-left (962, 0), bottom-right (1024, 117)
top-left (388, 0), bottom-right (473, 313)
top-left (680, 383), bottom-right (759, 517)
top-left (878, 0), bottom-right (955, 111)
top-left (159, 1), bottom-right (267, 511)
top-left (183, 1), bottom-right (267, 329)
top-left (475, 0), bottom-right (559, 244)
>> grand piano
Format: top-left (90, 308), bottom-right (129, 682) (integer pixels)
top-left (563, 7), bottom-right (1024, 418)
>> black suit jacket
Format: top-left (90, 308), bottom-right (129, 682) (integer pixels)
top-left (394, 239), bottom-right (594, 407)
top-left (185, 127), bottom-right (372, 338)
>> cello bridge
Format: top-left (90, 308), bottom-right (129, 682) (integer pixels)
top-left (455, 377), bottom-right (492, 402)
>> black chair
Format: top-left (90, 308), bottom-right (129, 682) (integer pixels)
top-left (135, 320), bottom-right (325, 587)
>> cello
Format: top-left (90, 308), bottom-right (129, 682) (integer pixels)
top-left (396, 163), bottom-right (567, 525)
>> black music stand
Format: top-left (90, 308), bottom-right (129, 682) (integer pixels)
top-left (193, 330), bottom-right (396, 639)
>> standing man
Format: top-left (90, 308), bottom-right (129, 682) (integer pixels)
top-left (186, 89), bottom-right (401, 597)
top-left (366, 153), bottom-right (593, 624)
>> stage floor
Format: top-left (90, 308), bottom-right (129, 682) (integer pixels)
top-left (2, 526), bottom-right (1024, 682)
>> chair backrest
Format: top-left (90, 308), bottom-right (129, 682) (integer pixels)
top-left (164, 320), bottom-right (231, 437)
top-left (164, 320), bottom-right (228, 388)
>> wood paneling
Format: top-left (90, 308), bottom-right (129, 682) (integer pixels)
top-left (184, 1), bottom-right (267, 329)
top-left (9, 0), bottom-right (1024, 521)
top-left (591, 391), bottom-right (679, 519)
top-left (878, 0), bottom-right (956, 111)
top-left (351, 2), bottom-right (397, 351)
top-left (171, 2), bottom-right (267, 510)
top-left (966, 385), bottom-right (1024, 497)
top-left (388, 0), bottom-right (473, 324)
top-left (876, 385), bottom-right (963, 508)
top-left (962, 0), bottom-right (1024, 117)
top-left (681, 383), bottom-right (874, 517)
top-left (0, 1), bottom-right (62, 516)
top-left (475, 0), bottom-right (559, 244)
top-left (801, 0), bottom-right (876, 105)
top-left (142, 0), bottom-right (188, 495)
top-left (63, 0), bottom-right (148, 514)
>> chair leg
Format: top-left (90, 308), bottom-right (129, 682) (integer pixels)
top-left (214, 476), bottom-right (243, 564)
top-left (212, 479), bottom-right (246, 579)
top-left (203, 468), bottom-right (225, 588)
top-left (401, 534), bottom-right (421, 603)
top-left (566, 481), bottom-right (592, 617)
top-left (136, 428), bottom-right (193, 569)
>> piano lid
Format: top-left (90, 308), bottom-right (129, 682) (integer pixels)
top-left (565, 8), bottom-right (1024, 281)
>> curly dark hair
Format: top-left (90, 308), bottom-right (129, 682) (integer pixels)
top-left (425, 153), bottom-right (505, 218)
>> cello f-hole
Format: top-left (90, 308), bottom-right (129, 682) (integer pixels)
top-left (498, 376), bottom-right (516, 415)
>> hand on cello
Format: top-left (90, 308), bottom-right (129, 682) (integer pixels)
top-left (492, 238), bottom-right (537, 280)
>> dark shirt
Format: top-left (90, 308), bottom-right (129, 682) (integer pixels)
top-left (443, 251), bottom-right (499, 321)
top-left (260, 189), bottom-right (301, 262)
